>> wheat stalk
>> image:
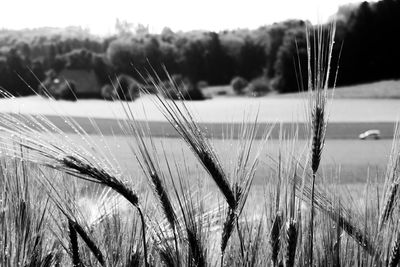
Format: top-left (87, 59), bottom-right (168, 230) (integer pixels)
top-left (69, 219), bottom-right (105, 266)
top-left (380, 124), bottom-right (400, 229)
top-left (0, 112), bottom-right (149, 266)
top-left (305, 21), bottom-right (337, 265)
top-left (144, 72), bottom-right (236, 210)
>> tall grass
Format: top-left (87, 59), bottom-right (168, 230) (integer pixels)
top-left (0, 22), bottom-right (399, 266)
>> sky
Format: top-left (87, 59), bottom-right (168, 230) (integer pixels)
top-left (1, 0), bottom-right (367, 35)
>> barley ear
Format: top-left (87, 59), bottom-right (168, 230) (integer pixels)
top-left (68, 220), bottom-right (83, 267)
top-left (380, 182), bottom-right (399, 229)
top-left (311, 106), bottom-right (325, 174)
top-left (285, 219), bottom-right (298, 267)
top-left (270, 212), bottom-right (282, 266)
top-left (389, 231), bottom-right (400, 267)
top-left (69, 220), bottom-right (105, 266)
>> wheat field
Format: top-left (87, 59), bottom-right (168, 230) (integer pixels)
top-left (1, 23), bottom-right (400, 267)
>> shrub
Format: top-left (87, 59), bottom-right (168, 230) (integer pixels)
top-left (248, 77), bottom-right (271, 96)
top-left (37, 70), bottom-right (57, 96)
top-left (112, 74), bottom-right (141, 101)
top-left (127, 80), bottom-right (140, 100)
top-left (54, 80), bottom-right (77, 101)
top-left (37, 70), bottom-right (77, 101)
top-left (230, 76), bottom-right (248, 94)
top-left (196, 80), bottom-right (208, 90)
top-left (163, 74), bottom-right (205, 101)
top-left (63, 49), bottom-right (93, 70)
top-left (100, 84), bottom-right (115, 100)
top-left (182, 85), bottom-right (205, 100)
top-left (142, 84), bottom-right (157, 94)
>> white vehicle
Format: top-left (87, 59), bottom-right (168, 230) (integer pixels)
top-left (359, 129), bottom-right (381, 140)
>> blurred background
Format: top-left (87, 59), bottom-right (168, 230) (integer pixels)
top-left (0, 0), bottom-right (398, 100)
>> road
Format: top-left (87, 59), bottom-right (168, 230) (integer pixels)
top-left (40, 115), bottom-right (396, 140)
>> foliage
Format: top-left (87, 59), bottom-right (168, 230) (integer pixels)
top-left (52, 80), bottom-right (77, 101)
top-left (100, 84), bottom-right (114, 100)
top-left (0, 48), bottom-right (44, 96)
top-left (196, 80), bottom-right (208, 90)
top-left (337, 0), bottom-right (400, 85)
top-left (3, 22), bottom-right (400, 266)
top-left (272, 27), bottom-right (308, 93)
top-left (111, 74), bottom-right (141, 101)
top-left (248, 77), bottom-right (272, 96)
top-left (162, 74), bottom-right (205, 100)
top-left (1, 0), bottom-right (400, 96)
top-left (230, 76), bottom-right (248, 95)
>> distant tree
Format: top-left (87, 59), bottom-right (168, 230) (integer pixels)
top-left (107, 37), bottom-right (148, 77)
top-left (67, 49), bottom-right (93, 69)
top-left (55, 80), bottom-right (77, 101)
top-left (162, 74), bottom-right (205, 100)
top-left (272, 27), bottom-right (307, 93)
top-left (5, 48), bottom-right (32, 95)
top-left (178, 36), bottom-right (205, 82)
top-left (237, 37), bottom-right (266, 80)
top-left (338, 0), bottom-right (400, 85)
top-left (161, 27), bottom-right (175, 43)
top-left (18, 42), bottom-right (31, 59)
top-left (230, 76), bottom-right (248, 94)
top-left (115, 19), bottom-right (134, 36)
top-left (101, 84), bottom-right (114, 100)
top-left (220, 33), bottom-right (245, 75)
top-left (111, 74), bottom-right (141, 101)
top-left (203, 32), bottom-right (233, 84)
top-left (159, 41), bottom-right (179, 74)
top-left (46, 44), bottom-right (57, 68)
top-left (92, 54), bottom-right (114, 85)
top-left (265, 20), bottom-right (305, 78)
top-left (248, 77), bottom-right (272, 96)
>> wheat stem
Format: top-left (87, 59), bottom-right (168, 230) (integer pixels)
top-left (236, 219), bottom-right (245, 262)
top-left (68, 220), bottom-right (83, 267)
top-left (137, 206), bottom-right (149, 267)
top-left (309, 172), bottom-right (316, 266)
top-left (69, 220), bottom-right (105, 266)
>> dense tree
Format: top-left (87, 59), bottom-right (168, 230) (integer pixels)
top-left (272, 27), bottom-right (307, 93)
top-left (1, 0), bottom-right (400, 96)
top-left (338, 0), bottom-right (400, 85)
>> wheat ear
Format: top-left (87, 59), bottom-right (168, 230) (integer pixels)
top-left (68, 220), bottom-right (83, 267)
top-left (270, 212), bottom-right (282, 266)
top-left (285, 219), bottom-right (298, 267)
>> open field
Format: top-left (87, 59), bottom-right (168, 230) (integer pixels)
top-left (34, 116), bottom-right (395, 139)
top-left (1, 94), bottom-right (400, 123)
top-left (204, 79), bottom-right (400, 99)
top-left (1, 79), bottom-right (399, 266)
top-left (1, 88), bottom-right (396, 186)
top-left (277, 79), bottom-right (400, 99)
top-left (1, 90), bottom-right (396, 183)
top-left (47, 133), bottom-right (390, 186)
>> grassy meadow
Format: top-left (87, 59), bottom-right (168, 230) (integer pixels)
top-left (2, 24), bottom-right (400, 267)
top-left (203, 79), bottom-right (400, 99)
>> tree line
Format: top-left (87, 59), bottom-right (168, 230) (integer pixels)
top-left (0, 0), bottom-right (399, 97)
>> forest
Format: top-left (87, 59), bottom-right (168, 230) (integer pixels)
top-left (0, 0), bottom-right (399, 97)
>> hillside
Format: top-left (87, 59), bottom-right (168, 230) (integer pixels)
top-left (203, 79), bottom-right (400, 99)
